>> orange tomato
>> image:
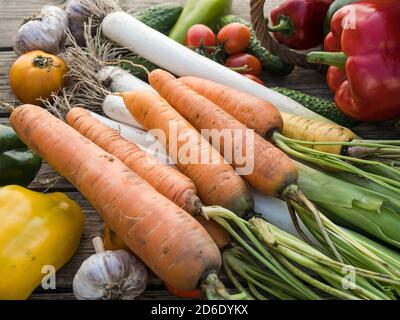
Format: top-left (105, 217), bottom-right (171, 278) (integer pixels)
top-left (217, 23), bottom-right (251, 54)
top-left (9, 50), bottom-right (67, 105)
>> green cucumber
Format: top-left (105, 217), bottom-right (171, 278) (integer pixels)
top-left (133, 3), bottom-right (184, 34)
top-left (120, 54), bottom-right (159, 81)
top-left (272, 87), bottom-right (359, 127)
top-left (219, 15), bottom-right (294, 76)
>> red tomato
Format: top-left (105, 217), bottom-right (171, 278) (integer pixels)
top-left (217, 23), bottom-right (251, 54)
top-left (243, 74), bottom-right (264, 85)
top-left (225, 53), bottom-right (262, 77)
top-left (165, 283), bottom-right (202, 299)
top-left (186, 24), bottom-right (217, 48)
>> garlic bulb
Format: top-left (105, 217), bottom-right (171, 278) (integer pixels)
top-left (66, 0), bottom-right (119, 46)
top-left (13, 6), bottom-right (68, 56)
top-left (73, 237), bottom-right (148, 300)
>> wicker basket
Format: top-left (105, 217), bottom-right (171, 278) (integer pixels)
top-left (250, 0), bottom-right (326, 72)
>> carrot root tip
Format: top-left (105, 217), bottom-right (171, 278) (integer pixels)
top-left (201, 272), bottom-right (251, 300)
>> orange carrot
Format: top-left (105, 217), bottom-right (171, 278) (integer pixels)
top-left (148, 70), bottom-right (298, 198)
top-left (148, 70), bottom-right (341, 260)
top-left (66, 107), bottom-right (201, 215)
top-left (103, 224), bottom-right (129, 251)
top-left (195, 216), bottom-right (231, 249)
top-left (66, 107), bottom-right (230, 248)
top-left (122, 91), bottom-right (253, 217)
top-left (10, 104), bottom-right (221, 291)
top-left (178, 76), bottom-right (283, 139)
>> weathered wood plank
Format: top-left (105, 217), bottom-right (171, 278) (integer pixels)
top-left (0, 0), bottom-right (67, 49)
top-left (0, 50), bottom-right (332, 106)
top-left (30, 291), bottom-right (182, 300)
top-left (0, 0), bottom-right (399, 301)
top-left (0, 0), bottom-right (259, 48)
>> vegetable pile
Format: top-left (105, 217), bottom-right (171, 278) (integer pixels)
top-left (1, 0), bottom-right (400, 302)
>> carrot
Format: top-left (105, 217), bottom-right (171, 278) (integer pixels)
top-left (280, 112), bottom-right (357, 154)
top-left (178, 77), bottom-right (357, 155)
top-left (66, 107), bottom-right (231, 248)
top-left (195, 216), bottom-right (231, 249)
top-left (121, 91), bottom-right (253, 217)
top-left (148, 70), bottom-right (297, 198)
top-left (103, 224), bottom-right (129, 251)
top-left (178, 76), bottom-right (283, 139)
top-left (10, 104), bottom-right (222, 291)
top-left (105, 217), bottom-right (230, 251)
top-left (66, 107), bottom-right (201, 215)
top-left (147, 70), bottom-right (342, 261)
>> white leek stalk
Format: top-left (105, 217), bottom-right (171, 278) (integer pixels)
top-left (102, 11), bottom-right (331, 123)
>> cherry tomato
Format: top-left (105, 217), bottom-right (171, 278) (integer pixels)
top-left (165, 283), bottom-right (202, 299)
top-left (243, 74), bottom-right (264, 85)
top-left (186, 24), bottom-right (217, 48)
top-left (225, 53), bottom-right (262, 77)
top-left (217, 23), bottom-right (251, 54)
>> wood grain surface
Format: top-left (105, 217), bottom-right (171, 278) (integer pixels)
top-left (0, 0), bottom-right (398, 301)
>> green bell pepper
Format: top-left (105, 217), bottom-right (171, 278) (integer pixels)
top-left (0, 125), bottom-right (42, 187)
top-left (323, 0), bottom-right (360, 36)
top-left (169, 0), bottom-right (232, 44)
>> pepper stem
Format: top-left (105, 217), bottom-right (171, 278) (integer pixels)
top-left (307, 51), bottom-right (348, 69)
top-left (269, 15), bottom-right (296, 37)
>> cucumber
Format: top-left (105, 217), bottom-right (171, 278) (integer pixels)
top-left (219, 15), bottom-right (294, 76)
top-left (272, 87), bottom-right (359, 127)
top-left (120, 54), bottom-right (159, 81)
top-left (133, 3), bottom-right (184, 34)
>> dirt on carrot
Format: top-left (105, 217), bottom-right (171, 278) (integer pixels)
top-left (148, 70), bottom-right (298, 198)
top-left (10, 104), bottom-right (222, 291)
top-left (66, 107), bottom-right (230, 248)
top-left (178, 76), bottom-right (283, 139)
top-left (122, 90), bottom-right (254, 217)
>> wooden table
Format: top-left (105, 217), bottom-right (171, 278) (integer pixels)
top-left (1, 0), bottom-right (399, 300)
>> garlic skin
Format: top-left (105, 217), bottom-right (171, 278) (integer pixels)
top-left (13, 6), bottom-right (68, 56)
top-left (73, 249), bottom-right (148, 300)
top-left (66, 0), bottom-right (92, 46)
top-left (66, 0), bottom-right (119, 46)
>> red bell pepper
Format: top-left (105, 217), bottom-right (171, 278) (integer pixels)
top-left (308, 0), bottom-right (400, 122)
top-left (269, 0), bottom-right (334, 50)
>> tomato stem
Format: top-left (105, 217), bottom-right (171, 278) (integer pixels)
top-left (229, 64), bottom-right (250, 73)
top-left (32, 55), bottom-right (60, 71)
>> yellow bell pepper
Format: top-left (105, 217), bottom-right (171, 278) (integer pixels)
top-left (0, 185), bottom-right (84, 300)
